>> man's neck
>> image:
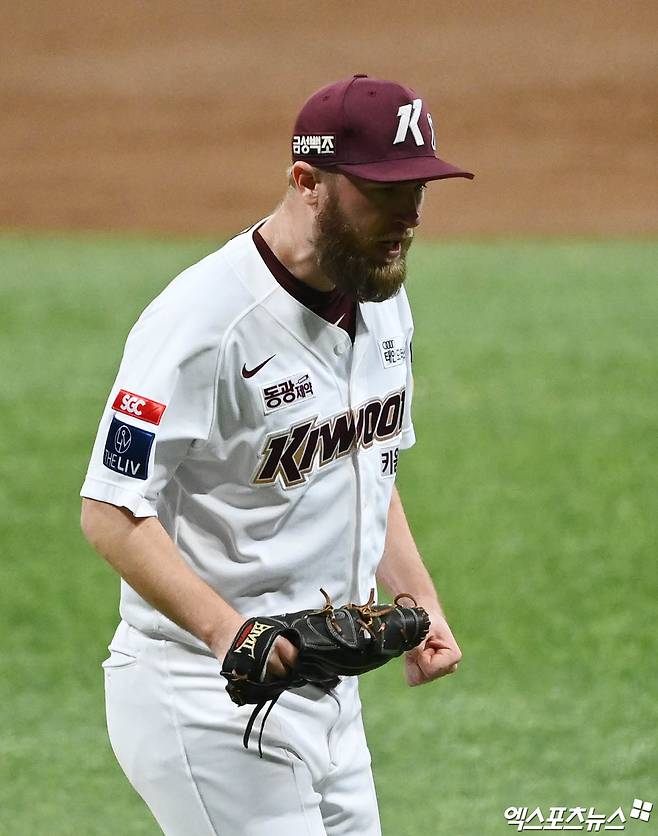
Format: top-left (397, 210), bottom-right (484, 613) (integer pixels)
top-left (258, 202), bottom-right (334, 292)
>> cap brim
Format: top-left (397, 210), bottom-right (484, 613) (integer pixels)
top-left (330, 156), bottom-right (474, 183)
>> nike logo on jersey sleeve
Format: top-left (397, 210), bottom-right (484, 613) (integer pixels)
top-left (242, 354), bottom-right (276, 379)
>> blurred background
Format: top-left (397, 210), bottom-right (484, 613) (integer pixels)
top-left (2, 0), bottom-right (656, 237)
top-left (1, 2), bottom-right (656, 834)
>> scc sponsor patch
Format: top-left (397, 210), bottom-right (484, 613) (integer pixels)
top-left (379, 335), bottom-right (406, 369)
top-left (103, 417), bottom-right (154, 481)
top-left (112, 389), bottom-right (166, 425)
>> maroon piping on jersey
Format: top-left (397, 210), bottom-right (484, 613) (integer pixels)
top-left (252, 227), bottom-right (356, 342)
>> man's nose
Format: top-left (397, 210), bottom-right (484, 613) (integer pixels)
top-left (395, 193), bottom-right (422, 228)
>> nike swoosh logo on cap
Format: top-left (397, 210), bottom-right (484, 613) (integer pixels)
top-left (241, 354), bottom-right (276, 379)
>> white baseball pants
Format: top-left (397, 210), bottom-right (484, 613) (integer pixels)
top-left (102, 621), bottom-right (382, 835)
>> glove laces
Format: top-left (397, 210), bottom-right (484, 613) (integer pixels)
top-left (243, 696), bottom-right (281, 758)
top-left (319, 587), bottom-right (419, 640)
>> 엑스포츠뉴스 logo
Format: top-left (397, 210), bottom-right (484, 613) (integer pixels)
top-left (503, 797), bottom-right (653, 830)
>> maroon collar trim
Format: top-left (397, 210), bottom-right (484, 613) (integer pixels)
top-left (252, 226), bottom-right (341, 311)
top-left (252, 225), bottom-right (357, 342)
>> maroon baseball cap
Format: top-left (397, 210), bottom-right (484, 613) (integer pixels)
top-left (292, 74), bottom-right (474, 183)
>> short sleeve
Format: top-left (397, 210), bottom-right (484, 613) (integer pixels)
top-left (80, 278), bottom-right (222, 517)
top-left (397, 290), bottom-right (415, 451)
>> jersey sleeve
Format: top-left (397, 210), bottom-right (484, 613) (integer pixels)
top-left (80, 274), bottom-right (222, 517)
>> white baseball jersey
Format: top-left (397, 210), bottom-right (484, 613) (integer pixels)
top-left (81, 222), bottom-right (415, 649)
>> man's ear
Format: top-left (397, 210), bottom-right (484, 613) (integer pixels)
top-left (290, 162), bottom-right (322, 205)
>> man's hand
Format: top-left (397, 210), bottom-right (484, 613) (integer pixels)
top-left (266, 636), bottom-right (300, 679)
top-left (404, 611), bottom-right (461, 686)
top-left (210, 618), bottom-right (298, 679)
top-left (376, 486), bottom-right (462, 688)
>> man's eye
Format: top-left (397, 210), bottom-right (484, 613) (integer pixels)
top-left (368, 183), bottom-right (424, 196)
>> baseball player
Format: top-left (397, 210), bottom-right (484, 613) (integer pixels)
top-left (81, 74), bottom-right (472, 835)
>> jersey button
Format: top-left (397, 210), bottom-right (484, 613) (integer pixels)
top-left (334, 342), bottom-right (348, 356)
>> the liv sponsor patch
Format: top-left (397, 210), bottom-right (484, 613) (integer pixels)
top-left (103, 417), bottom-right (154, 481)
top-left (379, 335), bottom-right (406, 368)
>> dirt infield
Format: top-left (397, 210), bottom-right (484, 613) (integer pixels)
top-left (2, 1), bottom-right (656, 237)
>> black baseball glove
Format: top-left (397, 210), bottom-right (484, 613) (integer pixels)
top-left (220, 589), bottom-right (430, 755)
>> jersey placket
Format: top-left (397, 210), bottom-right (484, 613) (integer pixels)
top-left (263, 284), bottom-right (360, 597)
top-left (345, 308), bottom-right (371, 603)
top-left (327, 323), bottom-right (360, 601)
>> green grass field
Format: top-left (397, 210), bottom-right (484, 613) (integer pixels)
top-left (1, 234), bottom-right (656, 835)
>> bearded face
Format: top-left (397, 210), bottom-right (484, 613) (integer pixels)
top-left (313, 180), bottom-right (414, 303)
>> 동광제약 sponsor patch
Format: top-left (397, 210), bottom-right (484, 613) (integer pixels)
top-left (261, 372), bottom-right (316, 414)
